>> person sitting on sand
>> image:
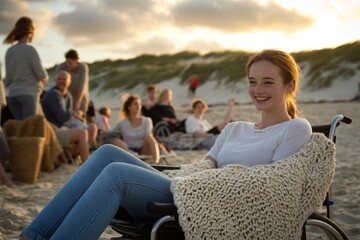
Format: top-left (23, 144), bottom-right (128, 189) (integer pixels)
top-left (20, 49), bottom-right (312, 240)
top-left (41, 71), bottom-right (98, 150)
top-left (148, 88), bottom-right (185, 132)
top-left (186, 98), bottom-right (235, 150)
top-left (108, 94), bottom-right (160, 164)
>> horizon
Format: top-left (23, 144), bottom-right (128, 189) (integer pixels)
top-left (1, 0), bottom-right (360, 73)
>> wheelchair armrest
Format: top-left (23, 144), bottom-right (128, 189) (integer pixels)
top-left (148, 202), bottom-right (178, 215)
top-left (152, 165), bottom-right (180, 171)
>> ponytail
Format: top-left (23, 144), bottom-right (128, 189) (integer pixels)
top-left (3, 17), bottom-right (34, 44)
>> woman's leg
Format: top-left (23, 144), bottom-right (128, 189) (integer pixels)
top-left (21, 144), bottom-right (161, 240)
top-left (110, 138), bottom-right (129, 151)
top-left (141, 134), bottom-right (160, 164)
top-left (50, 162), bottom-right (172, 240)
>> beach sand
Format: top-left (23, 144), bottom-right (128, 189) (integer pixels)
top-left (0, 101), bottom-right (359, 239)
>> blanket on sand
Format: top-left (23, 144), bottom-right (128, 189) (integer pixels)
top-left (168, 133), bottom-right (336, 239)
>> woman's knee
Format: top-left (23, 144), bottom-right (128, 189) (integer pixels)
top-left (101, 162), bottom-right (134, 185)
top-left (94, 144), bottom-right (130, 159)
top-left (145, 134), bottom-right (157, 145)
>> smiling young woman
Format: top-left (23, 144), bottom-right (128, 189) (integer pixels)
top-left (246, 50), bottom-right (298, 130)
top-left (20, 50), bottom-right (311, 240)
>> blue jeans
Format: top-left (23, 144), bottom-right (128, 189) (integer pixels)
top-left (7, 95), bottom-right (39, 120)
top-left (21, 144), bottom-right (173, 240)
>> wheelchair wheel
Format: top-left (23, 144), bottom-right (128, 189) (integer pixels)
top-left (153, 122), bottom-right (172, 143)
top-left (304, 213), bottom-right (348, 240)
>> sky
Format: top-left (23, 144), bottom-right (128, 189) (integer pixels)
top-left (0, 0), bottom-right (359, 72)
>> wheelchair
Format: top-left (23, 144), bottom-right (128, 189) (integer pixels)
top-left (109, 114), bottom-right (352, 240)
top-left (152, 119), bottom-right (186, 144)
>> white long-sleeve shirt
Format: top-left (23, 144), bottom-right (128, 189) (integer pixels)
top-left (208, 118), bottom-right (312, 168)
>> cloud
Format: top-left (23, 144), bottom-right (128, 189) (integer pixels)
top-left (120, 36), bottom-right (176, 56)
top-left (184, 39), bottom-right (224, 53)
top-left (0, 0), bottom-right (52, 37)
top-left (51, 0), bottom-right (165, 46)
top-left (172, 0), bottom-right (314, 33)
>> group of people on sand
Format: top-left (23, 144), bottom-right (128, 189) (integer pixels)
top-left (0, 16), bottom-right (233, 187)
top-left (90, 85), bottom-right (235, 165)
top-left (0, 16), bottom-right (96, 187)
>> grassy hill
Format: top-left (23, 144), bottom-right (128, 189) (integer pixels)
top-left (46, 41), bottom-right (360, 95)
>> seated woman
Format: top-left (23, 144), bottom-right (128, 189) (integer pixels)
top-left (148, 88), bottom-right (184, 132)
top-left (108, 95), bottom-right (160, 164)
top-left (20, 49), bottom-right (312, 240)
top-left (186, 98), bottom-right (235, 149)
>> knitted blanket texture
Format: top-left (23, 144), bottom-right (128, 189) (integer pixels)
top-left (169, 133), bottom-right (336, 240)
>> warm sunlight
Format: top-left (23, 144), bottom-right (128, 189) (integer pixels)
top-left (0, 0), bottom-right (359, 68)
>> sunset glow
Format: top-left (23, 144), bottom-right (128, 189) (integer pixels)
top-left (0, 0), bottom-right (359, 70)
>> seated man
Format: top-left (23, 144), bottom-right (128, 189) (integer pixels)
top-left (41, 71), bottom-right (97, 157)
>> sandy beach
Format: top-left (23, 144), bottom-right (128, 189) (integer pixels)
top-left (0, 101), bottom-right (359, 239)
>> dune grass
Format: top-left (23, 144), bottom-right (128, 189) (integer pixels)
top-left (46, 41), bottom-right (360, 93)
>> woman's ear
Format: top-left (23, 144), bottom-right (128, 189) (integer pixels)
top-left (286, 79), bottom-right (295, 93)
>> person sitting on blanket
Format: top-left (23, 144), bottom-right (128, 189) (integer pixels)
top-left (41, 70), bottom-right (98, 151)
top-left (20, 49), bottom-right (312, 240)
top-left (186, 98), bottom-right (235, 150)
top-left (107, 94), bottom-right (161, 164)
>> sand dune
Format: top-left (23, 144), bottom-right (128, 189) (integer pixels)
top-left (0, 101), bottom-right (359, 239)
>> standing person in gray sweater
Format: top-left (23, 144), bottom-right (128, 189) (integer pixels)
top-left (3, 16), bottom-right (48, 120)
top-left (56, 49), bottom-right (89, 118)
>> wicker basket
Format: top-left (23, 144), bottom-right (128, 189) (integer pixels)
top-left (7, 136), bottom-right (46, 183)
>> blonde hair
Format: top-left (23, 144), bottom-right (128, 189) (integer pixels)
top-left (245, 49), bottom-right (300, 119)
top-left (3, 17), bottom-right (34, 44)
top-left (157, 88), bottom-right (172, 104)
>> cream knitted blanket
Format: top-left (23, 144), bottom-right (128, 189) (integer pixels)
top-left (169, 133), bottom-right (336, 239)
